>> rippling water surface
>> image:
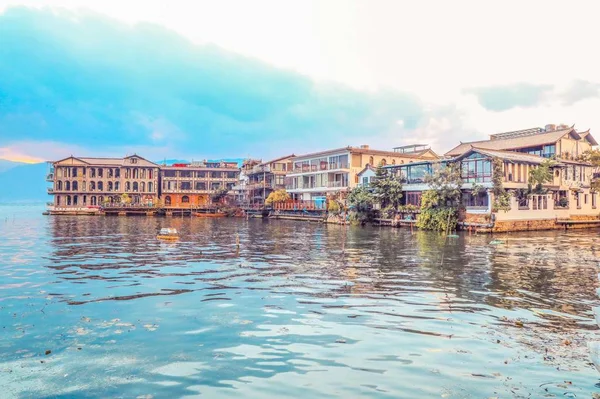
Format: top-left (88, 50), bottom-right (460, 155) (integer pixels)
top-left (1, 205), bottom-right (600, 398)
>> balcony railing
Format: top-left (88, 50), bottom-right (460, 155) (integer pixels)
top-left (286, 180), bottom-right (348, 190)
top-left (46, 173), bottom-right (54, 181)
top-left (47, 188), bottom-right (54, 193)
top-left (291, 163), bottom-right (350, 173)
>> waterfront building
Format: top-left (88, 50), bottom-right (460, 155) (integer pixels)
top-left (356, 165), bottom-right (376, 188)
top-left (285, 145), bottom-right (438, 201)
top-left (47, 155), bottom-right (160, 211)
top-left (245, 155), bottom-right (294, 206)
top-left (386, 123), bottom-right (599, 230)
top-left (159, 160), bottom-right (239, 208)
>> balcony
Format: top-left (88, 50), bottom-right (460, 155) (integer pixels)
top-left (286, 180), bottom-right (348, 190)
top-left (291, 163), bottom-right (350, 174)
top-left (46, 173), bottom-right (54, 181)
top-left (47, 187), bottom-right (54, 193)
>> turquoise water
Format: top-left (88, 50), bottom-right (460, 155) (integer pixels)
top-left (1, 205), bottom-right (600, 398)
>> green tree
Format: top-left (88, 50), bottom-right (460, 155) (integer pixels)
top-left (347, 186), bottom-right (374, 213)
top-left (529, 159), bottom-right (555, 193)
top-left (417, 162), bottom-right (463, 232)
top-left (422, 162), bottom-right (463, 207)
top-left (370, 164), bottom-right (403, 211)
top-left (265, 189), bottom-right (290, 206)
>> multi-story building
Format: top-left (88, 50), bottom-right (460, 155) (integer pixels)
top-left (47, 155), bottom-right (160, 210)
top-left (245, 155), bottom-right (294, 205)
top-left (159, 161), bottom-right (240, 208)
top-left (386, 123), bottom-right (598, 230)
top-left (285, 145), bottom-right (438, 201)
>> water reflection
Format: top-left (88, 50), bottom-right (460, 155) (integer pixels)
top-left (1, 207), bottom-right (600, 398)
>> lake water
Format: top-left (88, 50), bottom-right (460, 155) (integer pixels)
top-left (1, 205), bottom-right (600, 398)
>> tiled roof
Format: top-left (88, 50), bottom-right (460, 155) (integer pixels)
top-left (445, 128), bottom-right (578, 156)
top-left (292, 146), bottom-right (439, 160)
top-left (463, 147), bottom-right (549, 164)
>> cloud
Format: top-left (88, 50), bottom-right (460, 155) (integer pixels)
top-left (0, 6), bottom-right (432, 160)
top-left (559, 79), bottom-right (600, 105)
top-left (464, 83), bottom-right (554, 112)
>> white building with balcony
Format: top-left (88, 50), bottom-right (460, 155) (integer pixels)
top-left (286, 145), bottom-right (438, 201)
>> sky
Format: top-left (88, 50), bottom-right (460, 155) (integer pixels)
top-left (1, 0), bottom-right (599, 163)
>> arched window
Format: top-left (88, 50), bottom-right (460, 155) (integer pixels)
top-left (148, 182), bottom-right (153, 192)
top-left (91, 196), bottom-right (97, 206)
top-left (392, 159), bottom-right (396, 165)
top-left (369, 156), bottom-right (374, 166)
top-left (56, 195), bottom-right (61, 206)
top-left (82, 181), bottom-right (86, 191)
top-left (126, 182), bottom-right (131, 191)
top-left (72, 181), bottom-right (78, 191)
top-left (115, 181), bottom-right (120, 191)
top-left (133, 182), bottom-right (139, 192)
top-left (381, 159), bottom-right (387, 166)
top-left (182, 195), bottom-right (190, 203)
top-left (66, 195), bottom-right (72, 206)
top-left (98, 181), bottom-right (103, 191)
top-left (57, 181), bottom-right (63, 190)
top-left (83, 195), bottom-right (87, 205)
top-left (140, 182), bottom-right (145, 192)
top-left (133, 168), bottom-right (139, 179)
top-left (164, 196), bottom-right (172, 206)
top-left (108, 182), bottom-right (113, 191)
top-left (73, 195), bottom-right (78, 205)
top-left (65, 181), bottom-right (71, 191)
top-left (98, 168), bottom-right (103, 178)
top-left (90, 181), bottom-right (96, 191)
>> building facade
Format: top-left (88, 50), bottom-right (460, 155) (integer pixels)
top-left (245, 155), bottom-right (294, 205)
top-left (47, 155), bottom-right (160, 211)
top-left (286, 145), bottom-right (438, 201)
top-left (386, 124), bottom-right (598, 228)
top-left (159, 161), bottom-right (239, 208)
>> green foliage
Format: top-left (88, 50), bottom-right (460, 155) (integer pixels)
top-left (347, 186), bottom-right (374, 213)
top-left (327, 199), bottom-right (341, 215)
top-left (578, 149), bottom-right (600, 166)
top-left (418, 164), bottom-right (462, 231)
top-left (398, 204), bottom-right (419, 213)
top-left (416, 207), bottom-right (458, 233)
top-left (528, 159), bottom-right (555, 194)
top-left (423, 162), bottom-right (463, 207)
top-left (265, 189), bottom-right (290, 205)
top-left (370, 164), bottom-right (403, 210)
top-left (491, 158), bottom-right (511, 212)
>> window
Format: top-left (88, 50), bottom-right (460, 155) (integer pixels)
top-left (210, 171), bottom-right (221, 179)
top-left (369, 156), bottom-right (374, 166)
top-left (72, 181), bottom-right (78, 191)
top-left (90, 181), bottom-right (95, 191)
top-left (98, 181), bottom-right (103, 191)
top-left (179, 170), bottom-right (192, 178)
top-left (148, 182), bottom-right (153, 192)
top-left (593, 193), bottom-right (597, 208)
top-left (460, 153), bottom-right (492, 183)
top-left (182, 195), bottom-right (190, 203)
top-left (164, 196), bottom-right (171, 205)
top-left (462, 191), bottom-right (489, 207)
top-left (576, 193), bottom-right (581, 208)
top-left (65, 181), bottom-right (71, 191)
top-left (362, 176), bottom-right (369, 186)
top-left (140, 182), bottom-right (145, 192)
top-left (406, 192), bottom-right (422, 206)
top-left (180, 181), bottom-right (192, 190)
top-left (164, 170), bottom-right (176, 178)
top-left (585, 194), bottom-right (589, 204)
top-left (115, 182), bottom-right (120, 191)
top-left (108, 182), bottom-right (113, 191)
top-left (195, 182), bottom-right (206, 190)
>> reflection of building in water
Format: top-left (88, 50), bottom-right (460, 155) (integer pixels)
top-left (485, 233), bottom-right (599, 315)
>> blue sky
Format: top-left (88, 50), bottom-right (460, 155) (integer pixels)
top-left (1, 2), bottom-right (599, 162)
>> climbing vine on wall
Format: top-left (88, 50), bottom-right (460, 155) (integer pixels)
top-left (492, 158), bottom-right (511, 212)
